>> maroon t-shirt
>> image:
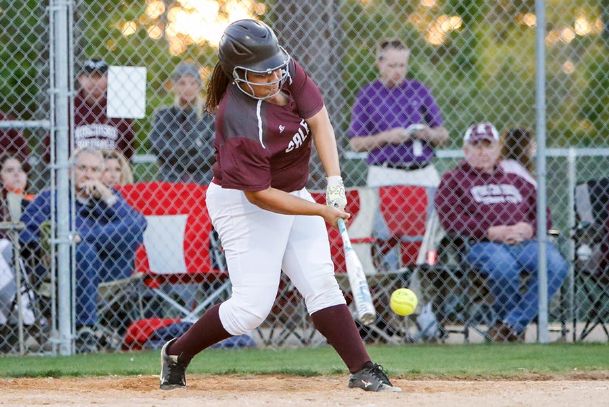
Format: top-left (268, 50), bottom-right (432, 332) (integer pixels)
top-left (43, 90), bottom-right (135, 162)
top-left (72, 90), bottom-right (135, 159)
top-left (435, 161), bottom-right (551, 240)
top-left (212, 60), bottom-right (324, 192)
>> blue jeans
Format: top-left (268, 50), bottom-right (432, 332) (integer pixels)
top-left (75, 242), bottom-right (137, 326)
top-left (75, 242), bottom-right (102, 326)
top-left (466, 240), bottom-right (568, 333)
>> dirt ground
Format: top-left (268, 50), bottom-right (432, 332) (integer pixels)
top-left (2, 373), bottom-right (609, 407)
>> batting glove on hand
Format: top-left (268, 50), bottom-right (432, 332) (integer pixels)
top-left (326, 176), bottom-right (347, 211)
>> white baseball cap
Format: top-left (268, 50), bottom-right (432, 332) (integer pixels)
top-left (463, 122), bottom-right (500, 144)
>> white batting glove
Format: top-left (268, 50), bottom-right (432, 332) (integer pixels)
top-left (326, 176), bottom-right (347, 211)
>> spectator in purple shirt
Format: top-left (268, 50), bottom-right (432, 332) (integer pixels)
top-left (435, 122), bottom-right (567, 342)
top-left (349, 39), bottom-right (448, 325)
top-left (348, 39), bottom-right (448, 187)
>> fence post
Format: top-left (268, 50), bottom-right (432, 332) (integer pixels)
top-left (567, 147), bottom-right (576, 342)
top-left (51, 0), bottom-right (73, 355)
top-left (535, 0), bottom-right (549, 344)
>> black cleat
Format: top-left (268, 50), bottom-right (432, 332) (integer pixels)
top-left (160, 338), bottom-right (188, 390)
top-left (348, 363), bottom-right (401, 392)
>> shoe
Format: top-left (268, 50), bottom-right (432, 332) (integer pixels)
top-left (348, 363), bottom-right (401, 392)
top-left (160, 338), bottom-right (188, 390)
top-left (488, 322), bottom-right (521, 343)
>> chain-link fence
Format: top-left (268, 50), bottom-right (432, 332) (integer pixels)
top-left (1, 0), bottom-right (608, 355)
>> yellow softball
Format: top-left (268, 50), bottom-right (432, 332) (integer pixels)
top-left (390, 288), bottom-right (418, 316)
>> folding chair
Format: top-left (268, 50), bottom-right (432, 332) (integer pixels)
top-left (436, 230), bottom-right (570, 344)
top-left (573, 178), bottom-right (609, 341)
top-left (0, 221), bottom-right (44, 354)
top-left (374, 185), bottom-right (445, 342)
top-left (116, 182), bottom-right (229, 324)
top-left (315, 188), bottom-right (378, 276)
top-left (434, 234), bottom-right (495, 342)
top-left (291, 185), bottom-right (438, 345)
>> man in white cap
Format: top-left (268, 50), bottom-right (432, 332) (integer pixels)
top-left (434, 122), bottom-right (568, 342)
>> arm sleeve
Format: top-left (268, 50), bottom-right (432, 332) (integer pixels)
top-left (19, 192), bottom-right (50, 246)
top-left (420, 85), bottom-right (444, 128)
top-left (523, 181), bottom-right (552, 232)
top-left (290, 61), bottom-right (324, 120)
top-left (348, 88), bottom-right (370, 138)
top-left (79, 195), bottom-right (147, 247)
top-left (435, 172), bottom-right (490, 239)
top-left (149, 110), bottom-right (171, 158)
top-left (218, 137), bottom-right (271, 191)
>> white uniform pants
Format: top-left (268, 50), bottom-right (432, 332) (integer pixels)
top-left (366, 163), bottom-right (440, 188)
top-left (206, 182), bottom-right (346, 336)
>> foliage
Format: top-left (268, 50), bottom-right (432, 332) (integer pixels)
top-left (0, 0), bottom-right (48, 117)
top-left (340, 0), bottom-right (607, 147)
top-left (1, 0), bottom-right (608, 151)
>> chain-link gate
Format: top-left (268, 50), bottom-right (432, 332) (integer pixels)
top-left (1, 0), bottom-right (608, 355)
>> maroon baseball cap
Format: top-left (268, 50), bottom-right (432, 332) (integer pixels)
top-left (463, 122), bottom-right (499, 144)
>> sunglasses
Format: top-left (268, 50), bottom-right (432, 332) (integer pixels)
top-left (83, 59), bottom-right (108, 73)
top-left (379, 39), bottom-right (406, 50)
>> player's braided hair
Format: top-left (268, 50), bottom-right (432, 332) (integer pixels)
top-left (205, 62), bottom-right (230, 113)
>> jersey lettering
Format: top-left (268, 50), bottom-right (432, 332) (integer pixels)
top-left (285, 119), bottom-right (310, 153)
top-left (470, 184), bottom-right (522, 204)
top-left (74, 124), bottom-right (119, 150)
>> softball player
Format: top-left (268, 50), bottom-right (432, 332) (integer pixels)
top-left (160, 19), bottom-right (400, 392)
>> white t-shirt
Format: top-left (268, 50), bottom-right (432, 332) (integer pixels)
top-left (500, 159), bottom-right (537, 188)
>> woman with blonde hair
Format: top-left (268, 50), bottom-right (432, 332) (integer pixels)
top-left (102, 149), bottom-right (133, 188)
top-left (149, 63), bottom-right (215, 184)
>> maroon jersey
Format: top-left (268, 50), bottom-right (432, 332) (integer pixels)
top-left (212, 60), bottom-right (324, 192)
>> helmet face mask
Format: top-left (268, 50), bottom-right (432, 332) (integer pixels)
top-left (219, 19), bottom-right (292, 100)
top-left (232, 46), bottom-right (291, 100)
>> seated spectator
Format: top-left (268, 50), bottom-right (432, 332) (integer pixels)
top-left (0, 111), bottom-right (30, 165)
top-left (149, 62), bottom-right (215, 184)
top-left (0, 153), bottom-right (38, 352)
top-left (500, 127), bottom-right (537, 187)
top-left (20, 147), bottom-right (147, 351)
top-left (44, 58), bottom-right (136, 163)
top-left (102, 149), bottom-right (133, 189)
top-left (434, 122), bottom-right (568, 342)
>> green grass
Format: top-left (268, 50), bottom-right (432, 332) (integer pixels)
top-left (1, 343), bottom-right (608, 379)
